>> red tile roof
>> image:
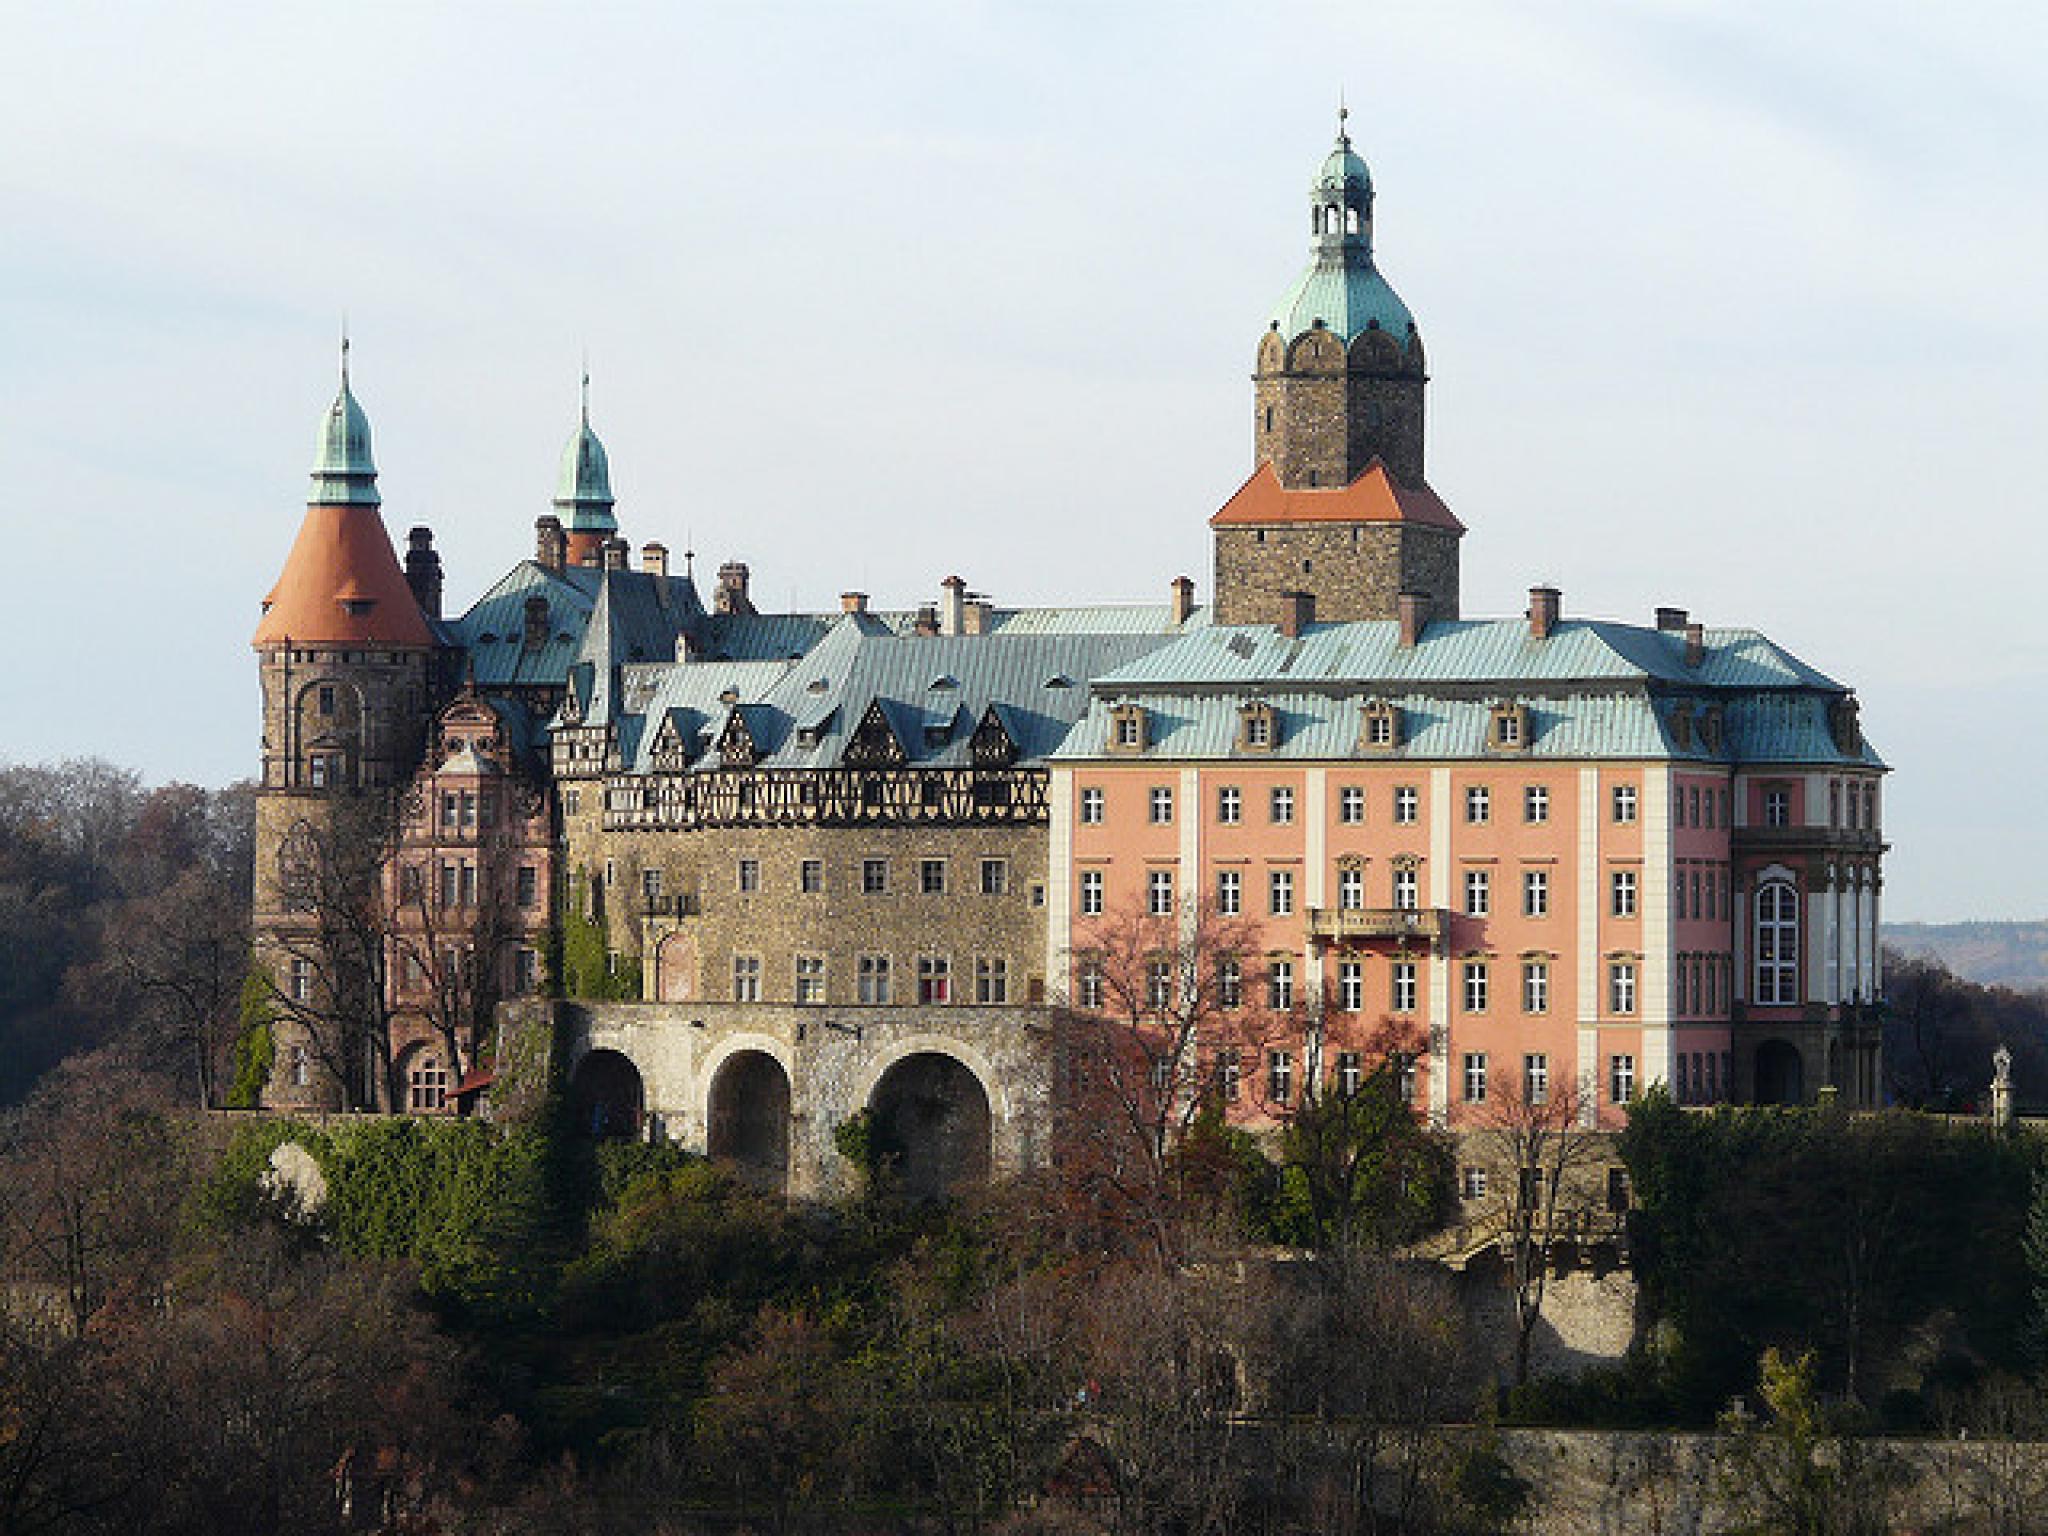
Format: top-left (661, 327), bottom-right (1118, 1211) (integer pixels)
top-left (1209, 458), bottom-right (1464, 532)
top-left (254, 503), bottom-right (435, 647)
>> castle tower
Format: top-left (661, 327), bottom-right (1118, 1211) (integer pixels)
top-left (251, 345), bottom-right (440, 1107)
top-left (1212, 117), bottom-right (1461, 628)
top-left (554, 375), bottom-right (619, 567)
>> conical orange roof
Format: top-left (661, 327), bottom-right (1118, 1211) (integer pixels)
top-left (253, 502), bottom-right (435, 647)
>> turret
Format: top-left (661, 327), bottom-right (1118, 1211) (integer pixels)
top-left (554, 373), bottom-right (619, 567)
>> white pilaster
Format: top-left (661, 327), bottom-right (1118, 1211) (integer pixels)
top-left (1429, 766), bottom-right (1452, 1127)
top-left (1641, 767), bottom-right (1672, 1091)
top-left (1305, 767), bottom-right (1327, 997)
top-left (1577, 767), bottom-right (1601, 1110)
top-left (1045, 769), bottom-right (1074, 996)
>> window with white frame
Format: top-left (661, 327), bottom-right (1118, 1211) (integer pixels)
top-left (1217, 1051), bottom-right (1242, 1102)
top-left (1613, 783), bottom-right (1638, 824)
top-left (1391, 960), bottom-right (1417, 1013)
top-left (862, 858), bottom-right (888, 894)
top-left (407, 1051), bottom-right (448, 1113)
top-left (1268, 958), bottom-right (1294, 1010)
top-left (1524, 1052), bottom-right (1549, 1104)
top-left (1754, 879), bottom-right (1799, 1003)
top-left (1609, 959), bottom-right (1637, 1014)
top-left (858, 954), bottom-right (891, 1004)
top-left (1463, 1051), bottom-right (1488, 1103)
top-left (732, 954), bottom-right (761, 1002)
top-left (1269, 868), bottom-right (1295, 916)
top-left (1148, 868), bottom-right (1174, 916)
top-left (1612, 869), bottom-right (1637, 918)
top-left (1338, 864), bottom-right (1364, 910)
top-left (1461, 1167), bottom-right (1489, 1199)
top-left (1080, 787), bottom-right (1104, 824)
top-left (1524, 868), bottom-right (1550, 917)
top-left (1076, 958), bottom-right (1102, 1010)
top-left (1463, 959), bottom-right (1489, 1013)
top-left (1394, 785), bottom-right (1419, 824)
top-left (642, 867), bottom-right (663, 905)
top-left (976, 956), bottom-right (1008, 1004)
top-left (1080, 869), bottom-right (1104, 916)
top-left (801, 858), bottom-right (824, 894)
top-left (1217, 785), bottom-right (1242, 824)
top-left (1523, 958), bottom-right (1549, 1014)
top-left (1465, 785), bottom-right (1491, 824)
top-left (920, 858), bottom-right (947, 895)
top-left (1338, 960), bottom-right (1363, 1012)
top-left (1216, 868), bottom-right (1242, 915)
top-left (1464, 869), bottom-right (1490, 916)
top-left (980, 858), bottom-right (1007, 895)
top-left (1268, 1049), bottom-right (1293, 1105)
top-left (1218, 957), bottom-right (1243, 1009)
top-left (1270, 786), bottom-right (1295, 825)
top-left (1149, 786), bottom-right (1174, 824)
top-left (795, 955), bottom-right (825, 1005)
top-left (1524, 784), bottom-right (1549, 823)
top-left (289, 957), bottom-right (313, 1003)
top-left (917, 954), bottom-right (951, 1004)
top-left (1611, 1053), bottom-right (1636, 1103)
top-left (1146, 958), bottom-right (1172, 1010)
top-left (1764, 788), bottom-right (1791, 828)
top-left (1393, 866), bottom-right (1418, 911)
top-left (1339, 785), bottom-right (1365, 824)
top-left (1337, 1050), bottom-right (1363, 1098)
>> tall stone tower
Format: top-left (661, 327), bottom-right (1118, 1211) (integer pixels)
top-left (1212, 117), bottom-right (1462, 628)
top-left (251, 346), bottom-right (440, 1106)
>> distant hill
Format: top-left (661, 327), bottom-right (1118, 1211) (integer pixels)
top-left (1885, 921), bottom-right (2048, 992)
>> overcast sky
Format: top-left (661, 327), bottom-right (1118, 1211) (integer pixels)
top-left (3, 0), bottom-right (2043, 922)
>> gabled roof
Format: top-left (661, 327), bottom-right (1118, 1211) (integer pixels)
top-left (1209, 459), bottom-right (1463, 531)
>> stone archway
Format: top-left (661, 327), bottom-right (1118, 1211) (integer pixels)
top-left (707, 1050), bottom-right (791, 1191)
top-left (1755, 1040), bottom-right (1805, 1106)
top-left (868, 1051), bottom-right (992, 1198)
top-left (569, 1047), bottom-right (644, 1139)
top-left (655, 931), bottom-right (697, 1002)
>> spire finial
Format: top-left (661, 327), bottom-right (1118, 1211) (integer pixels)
top-left (580, 350), bottom-right (590, 423)
top-left (340, 320), bottom-right (351, 388)
top-left (1337, 92), bottom-right (1349, 145)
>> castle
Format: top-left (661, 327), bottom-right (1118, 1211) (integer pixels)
top-left (252, 122), bottom-right (1887, 1195)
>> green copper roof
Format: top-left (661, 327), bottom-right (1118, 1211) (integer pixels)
top-left (553, 382), bottom-right (617, 534)
top-left (1266, 124), bottom-right (1417, 347)
top-left (308, 348), bottom-right (379, 507)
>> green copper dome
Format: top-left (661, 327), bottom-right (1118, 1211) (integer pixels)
top-left (308, 345), bottom-right (380, 507)
top-left (1265, 120), bottom-right (1417, 348)
top-left (553, 384), bottom-right (617, 534)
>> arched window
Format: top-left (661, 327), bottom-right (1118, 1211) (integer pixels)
top-left (1345, 207), bottom-right (1361, 235)
top-left (407, 1049), bottom-right (449, 1112)
top-left (1754, 879), bottom-right (1799, 1005)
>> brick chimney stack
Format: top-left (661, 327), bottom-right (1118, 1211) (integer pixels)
top-left (914, 604), bottom-right (939, 637)
top-left (841, 591), bottom-right (869, 615)
top-left (715, 562), bottom-right (756, 616)
top-left (940, 575), bottom-right (967, 637)
top-left (535, 516), bottom-right (567, 573)
top-left (404, 526), bottom-right (443, 620)
top-left (642, 542), bottom-right (668, 579)
top-left (1528, 585), bottom-right (1560, 641)
top-left (601, 537), bottom-right (629, 572)
top-left (1171, 576), bottom-right (1196, 625)
top-left (1656, 606), bottom-right (1689, 632)
top-left (1279, 590), bottom-right (1314, 639)
top-left (1685, 622), bottom-right (1705, 668)
top-left (1397, 591), bottom-right (1431, 649)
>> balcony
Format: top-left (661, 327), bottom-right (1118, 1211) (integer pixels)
top-left (1306, 906), bottom-right (1448, 945)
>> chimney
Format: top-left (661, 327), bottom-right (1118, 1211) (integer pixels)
top-left (1170, 575), bottom-right (1196, 625)
top-left (1278, 589), bottom-right (1314, 639)
top-left (405, 526), bottom-right (443, 621)
top-left (914, 603), bottom-right (939, 637)
top-left (840, 591), bottom-right (869, 615)
top-left (535, 515), bottom-right (567, 574)
top-left (964, 597), bottom-right (993, 636)
top-left (940, 574), bottom-right (967, 637)
top-left (601, 537), bottom-right (629, 572)
top-left (1528, 585), bottom-right (1560, 641)
top-left (522, 595), bottom-right (549, 650)
top-left (1397, 590), bottom-right (1431, 649)
top-left (715, 561), bottom-right (756, 616)
top-left (642, 542), bottom-right (669, 579)
top-left (1684, 622), bottom-right (1705, 668)
top-left (1656, 606), bottom-right (1689, 632)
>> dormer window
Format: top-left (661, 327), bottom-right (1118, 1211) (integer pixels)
top-left (1108, 704), bottom-right (1149, 755)
top-left (1830, 695), bottom-right (1862, 755)
top-left (338, 598), bottom-right (374, 617)
top-left (1670, 704), bottom-right (1693, 751)
top-left (923, 723), bottom-right (950, 749)
top-left (1238, 702), bottom-right (1277, 753)
top-left (1360, 699), bottom-right (1401, 753)
top-left (1487, 703), bottom-right (1529, 752)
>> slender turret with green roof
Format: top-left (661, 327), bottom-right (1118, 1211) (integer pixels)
top-left (555, 372), bottom-right (619, 565)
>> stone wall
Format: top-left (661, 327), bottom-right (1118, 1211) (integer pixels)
top-left (1212, 520), bottom-right (1459, 627)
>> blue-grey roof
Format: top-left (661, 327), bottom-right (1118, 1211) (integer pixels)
top-left (309, 373), bottom-right (379, 506)
top-left (447, 562), bottom-right (603, 689)
top-left (1268, 258), bottom-right (1414, 347)
top-left (553, 408), bottom-right (617, 534)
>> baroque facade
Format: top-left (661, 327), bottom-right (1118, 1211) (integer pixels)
top-left (251, 122), bottom-right (1886, 1193)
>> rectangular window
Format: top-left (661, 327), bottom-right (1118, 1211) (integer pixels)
top-left (1524, 1052), bottom-right (1549, 1104)
top-left (1218, 957), bottom-right (1243, 1009)
top-left (1076, 959), bottom-right (1103, 1010)
top-left (1393, 866), bottom-right (1418, 911)
top-left (1394, 786), bottom-right (1419, 825)
top-left (1217, 785), bottom-right (1242, 825)
top-left (920, 858), bottom-right (947, 895)
top-left (1146, 958), bottom-right (1172, 1010)
top-left (1270, 786), bottom-right (1295, 825)
top-left (1337, 1050), bottom-right (1363, 1098)
top-left (459, 863), bottom-right (477, 907)
top-left (1244, 713), bottom-right (1272, 747)
top-left (1218, 1051), bottom-right (1242, 1102)
top-left (731, 955), bottom-right (761, 1003)
top-left (862, 858), bottom-right (888, 895)
top-left (1391, 960), bottom-right (1418, 1013)
top-left (1339, 785), bottom-right (1365, 824)
top-left (1613, 783), bottom-right (1639, 824)
top-left (918, 955), bottom-right (951, 1004)
top-left (514, 947), bottom-right (539, 995)
top-left (1465, 785), bottom-right (1490, 824)
top-left (1690, 786), bottom-right (1703, 827)
top-left (1268, 958), bottom-right (1294, 1010)
top-left (1338, 865), bottom-right (1364, 910)
top-left (1612, 869), bottom-right (1637, 918)
top-left (317, 683), bottom-right (336, 716)
top-left (980, 858), bottom-right (1008, 896)
top-left (1463, 959), bottom-right (1489, 1013)
top-left (516, 864), bottom-right (539, 908)
top-left (1268, 868), bottom-right (1294, 916)
top-left (1081, 869), bottom-right (1104, 916)
top-left (1462, 1167), bottom-right (1489, 1200)
top-left (1148, 869), bottom-right (1174, 916)
top-left (858, 954), bottom-right (891, 1005)
top-left (800, 858), bottom-right (824, 894)
top-left (642, 867), bottom-right (663, 905)
top-left (440, 790), bottom-right (458, 830)
top-left (1338, 960), bottom-right (1363, 1012)
top-left (1524, 784), bottom-right (1549, 823)
top-left (1523, 868), bottom-right (1549, 917)
top-left (795, 955), bottom-right (826, 1005)
top-left (1610, 960), bottom-right (1637, 1014)
top-left (1522, 959), bottom-right (1549, 1014)
top-left (1462, 1052), bottom-right (1488, 1104)
top-left (1464, 869), bottom-right (1490, 917)
top-left (563, 788), bottom-right (581, 817)
top-left (976, 957), bottom-right (1008, 1005)
top-left (289, 957), bottom-right (312, 1003)
top-left (1216, 869), bottom-right (1242, 916)
top-left (460, 791), bottom-right (477, 829)
top-left (1765, 788), bottom-right (1791, 828)
top-left (439, 861), bottom-right (458, 910)
top-left (738, 858), bottom-right (761, 894)
top-left (1149, 786), bottom-right (1174, 824)
top-left (1611, 1053), bottom-right (1636, 1104)
top-left (1080, 787), bottom-right (1105, 825)
top-left (1268, 1049), bottom-right (1293, 1106)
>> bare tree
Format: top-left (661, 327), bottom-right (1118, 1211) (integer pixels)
top-left (90, 867), bottom-right (248, 1108)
